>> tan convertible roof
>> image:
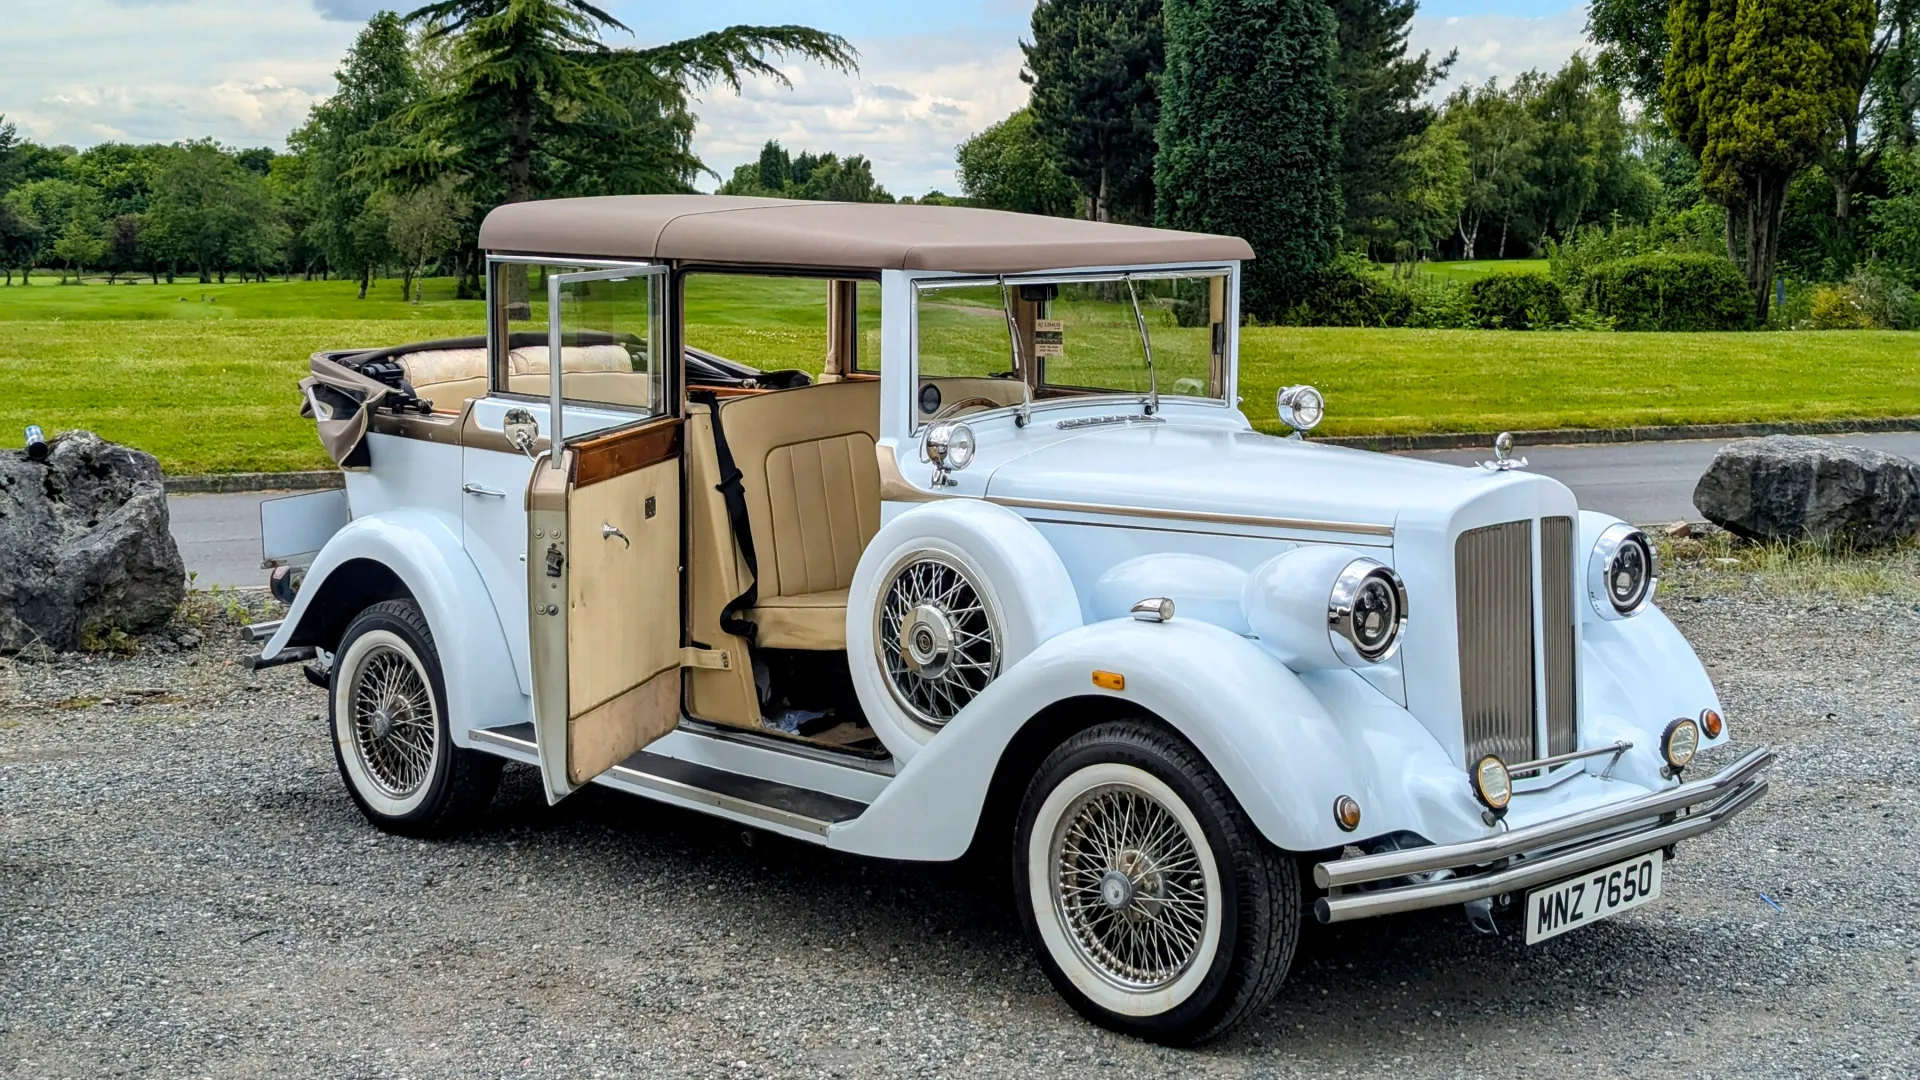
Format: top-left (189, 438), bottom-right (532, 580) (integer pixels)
top-left (478, 195), bottom-right (1253, 273)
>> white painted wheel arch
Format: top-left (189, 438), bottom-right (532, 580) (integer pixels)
top-left (847, 499), bottom-right (1082, 764)
top-left (261, 508), bottom-right (526, 747)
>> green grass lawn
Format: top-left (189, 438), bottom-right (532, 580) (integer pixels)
top-left (1409, 259), bottom-right (1550, 281)
top-left (2, 274), bottom-right (1916, 474)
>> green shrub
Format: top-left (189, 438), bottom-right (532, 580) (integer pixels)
top-left (1805, 263), bottom-right (1920, 330)
top-left (1399, 274), bottom-right (1477, 329)
top-left (1546, 204), bottom-right (1728, 289)
top-left (1279, 256), bottom-right (1414, 327)
top-left (1585, 254), bottom-right (1754, 331)
top-left (1468, 272), bottom-right (1571, 329)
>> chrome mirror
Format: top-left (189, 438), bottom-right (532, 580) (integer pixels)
top-left (503, 407), bottom-right (540, 460)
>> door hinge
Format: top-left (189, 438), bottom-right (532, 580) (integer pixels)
top-left (679, 646), bottom-right (732, 671)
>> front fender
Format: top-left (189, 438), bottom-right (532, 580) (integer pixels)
top-left (260, 508), bottom-right (525, 745)
top-left (826, 616), bottom-right (1486, 860)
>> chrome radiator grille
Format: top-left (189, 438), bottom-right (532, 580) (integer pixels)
top-left (1456, 521), bottom-right (1536, 764)
top-left (1541, 516), bottom-right (1579, 757)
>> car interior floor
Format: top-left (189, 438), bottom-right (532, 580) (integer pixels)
top-left (750, 648), bottom-right (886, 757)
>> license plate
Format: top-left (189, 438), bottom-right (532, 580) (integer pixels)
top-left (1524, 850), bottom-right (1663, 945)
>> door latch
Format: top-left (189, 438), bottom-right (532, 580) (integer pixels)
top-left (544, 544), bottom-right (565, 578)
top-left (602, 522), bottom-right (630, 548)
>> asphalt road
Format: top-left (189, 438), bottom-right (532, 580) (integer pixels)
top-left (168, 432), bottom-right (1920, 589)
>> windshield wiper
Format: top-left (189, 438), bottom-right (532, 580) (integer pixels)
top-left (996, 277), bottom-right (1034, 428)
top-left (1124, 276), bottom-right (1158, 417)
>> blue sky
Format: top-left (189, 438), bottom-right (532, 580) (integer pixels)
top-left (0, 0), bottom-right (1590, 194)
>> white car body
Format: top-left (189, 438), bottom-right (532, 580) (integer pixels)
top-left (258, 198), bottom-right (1769, 1016)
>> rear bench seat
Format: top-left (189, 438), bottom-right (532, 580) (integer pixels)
top-left (713, 380), bottom-right (881, 650)
top-left (398, 344), bottom-right (642, 411)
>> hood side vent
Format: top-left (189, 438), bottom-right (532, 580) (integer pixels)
top-left (1456, 521), bottom-right (1536, 766)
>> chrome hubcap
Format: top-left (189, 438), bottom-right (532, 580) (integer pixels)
top-left (349, 644), bottom-right (436, 800)
top-left (1051, 783), bottom-right (1211, 991)
top-left (876, 552), bottom-right (999, 730)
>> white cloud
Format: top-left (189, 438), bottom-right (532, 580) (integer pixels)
top-left (1410, 4), bottom-right (1589, 96)
top-left (688, 30), bottom-right (1029, 197)
top-left (1, 0), bottom-right (352, 148)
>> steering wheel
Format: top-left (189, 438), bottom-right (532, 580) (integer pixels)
top-left (930, 395), bottom-right (1003, 421)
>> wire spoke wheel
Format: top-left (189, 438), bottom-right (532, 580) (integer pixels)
top-left (875, 550), bottom-right (1000, 730)
top-left (1049, 781), bottom-right (1214, 993)
top-left (348, 642), bottom-right (438, 800)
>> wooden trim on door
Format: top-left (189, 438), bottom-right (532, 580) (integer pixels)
top-left (572, 418), bottom-right (684, 488)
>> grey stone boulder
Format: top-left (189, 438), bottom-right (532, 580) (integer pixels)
top-left (0, 431), bottom-right (186, 652)
top-left (1692, 435), bottom-right (1920, 547)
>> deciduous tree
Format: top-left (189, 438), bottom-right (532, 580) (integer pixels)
top-left (956, 109), bottom-right (1080, 217)
top-left (1157, 0), bottom-right (1343, 318)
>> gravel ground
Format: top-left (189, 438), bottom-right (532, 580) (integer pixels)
top-left (3, 572), bottom-right (1917, 1080)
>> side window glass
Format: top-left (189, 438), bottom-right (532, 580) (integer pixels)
top-left (546, 271), bottom-right (662, 413)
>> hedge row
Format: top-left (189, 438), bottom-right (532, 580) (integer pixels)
top-left (1584, 254), bottom-right (1754, 331)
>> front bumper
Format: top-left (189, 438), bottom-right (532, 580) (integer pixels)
top-left (1313, 745), bottom-right (1773, 924)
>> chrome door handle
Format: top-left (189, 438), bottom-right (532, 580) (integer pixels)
top-left (462, 483), bottom-right (506, 498)
top-left (602, 523), bottom-right (630, 548)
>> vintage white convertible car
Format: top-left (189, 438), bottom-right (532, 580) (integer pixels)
top-left (253, 196), bottom-right (1772, 1043)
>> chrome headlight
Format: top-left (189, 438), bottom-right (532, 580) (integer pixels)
top-left (924, 420), bottom-right (976, 474)
top-left (1277, 385), bottom-right (1325, 432)
top-left (1327, 558), bottom-right (1407, 664)
top-left (1587, 522), bottom-right (1657, 620)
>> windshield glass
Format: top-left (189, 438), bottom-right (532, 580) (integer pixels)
top-left (914, 270), bottom-right (1229, 413)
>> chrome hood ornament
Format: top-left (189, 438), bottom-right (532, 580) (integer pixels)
top-left (1479, 431), bottom-right (1528, 472)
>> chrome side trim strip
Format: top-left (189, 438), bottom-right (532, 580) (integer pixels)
top-left (1315, 776), bottom-right (1768, 923)
top-left (986, 495), bottom-right (1396, 538)
top-left (1315, 745), bottom-right (1774, 889)
top-left (470, 724), bottom-right (541, 759)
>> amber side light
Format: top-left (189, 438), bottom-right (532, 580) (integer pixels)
top-left (1091, 670), bottom-right (1126, 692)
top-left (1701, 709), bottom-right (1724, 739)
top-left (1333, 795), bottom-right (1363, 832)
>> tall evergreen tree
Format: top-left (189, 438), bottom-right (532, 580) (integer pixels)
top-left (1022, 0), bottom-right (1163, 223)
top-left (1157, 0), bottom-right (1343, 318)
top-left (402, 0), bottom-right (854, 207)
top-left (1666, 0), bottom-right (1875, 319)
top-left (1326, 0), bottom-right (1454, 254)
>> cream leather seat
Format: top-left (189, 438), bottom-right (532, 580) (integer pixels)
top-left (712, 381), bottom-right (882, 650)
top-left (398, 343), bottom-right (647, 411)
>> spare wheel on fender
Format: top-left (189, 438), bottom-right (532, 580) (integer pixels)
top-left (847, 500), bottom-right (1081, 764)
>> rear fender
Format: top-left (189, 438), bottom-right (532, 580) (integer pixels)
top-left (825, 616), bottom-right (1482, 860)
top-left (260, 509), bottom-right (524, 745)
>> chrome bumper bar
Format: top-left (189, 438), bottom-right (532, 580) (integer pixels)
top-left (1313, 745), bottom-right (1774, 924)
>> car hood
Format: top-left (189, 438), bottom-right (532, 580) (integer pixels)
top-left (982, 423), bottom-right (1521, 532)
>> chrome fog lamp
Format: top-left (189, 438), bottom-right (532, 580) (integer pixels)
top-left (1471, 755), bottom-right (1512, 812)
top-left (923, 420), bottom-right (976, 487)
top-left (1588, 522), bottom-right (1658, 620)
top-left (1661, 717), bottom-right (1700, 771)
top-left (1277, 385), bottom-right (1325, 433)
top-left (1327, 558), bottom-right (1407, 665)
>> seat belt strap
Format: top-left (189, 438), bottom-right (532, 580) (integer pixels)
top-left (689, 390), bottom-right (759, 645)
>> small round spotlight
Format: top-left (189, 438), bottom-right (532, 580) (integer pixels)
top-left (1333, 795), bottom-right (1363, 833)
top-left (1700, 708), bottom-right (1724, 740)
top-left (1662, 717), bottom-right (1700, 770)
top-left (1471, 755), bottom-right (1512, 812)
top-left (1277, 385), bottom-right (1325, 432)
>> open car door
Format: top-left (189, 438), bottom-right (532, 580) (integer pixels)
top-left (526, 264), bottom-right (683, 804)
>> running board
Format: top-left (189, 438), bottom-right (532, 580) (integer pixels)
top-left (470, 724), bottom-right (866, 837)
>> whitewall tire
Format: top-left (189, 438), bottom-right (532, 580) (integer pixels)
top-left (1014, 720), bottom-right (1300, 1044)
top-left (330, 599), bottom-right (500, 836)
top-left (847, 500), bottom-right (1080, 764)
